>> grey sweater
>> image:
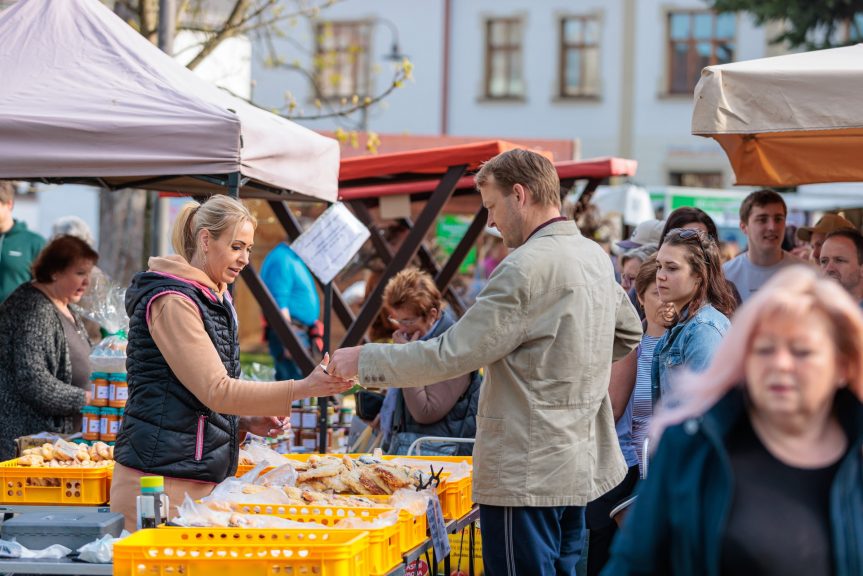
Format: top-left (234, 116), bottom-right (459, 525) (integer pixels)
top-left (0, 284), bottom-right (88, 460)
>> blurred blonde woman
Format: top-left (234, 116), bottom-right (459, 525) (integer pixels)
top-left (112, 195), bottom-right (350, 530)
top-left (605, 266), bottom-right (863, 575)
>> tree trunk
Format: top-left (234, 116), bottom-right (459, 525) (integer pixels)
top-left (98, 188), bottom-right (149, 286)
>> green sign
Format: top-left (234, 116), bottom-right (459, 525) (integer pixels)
top-left (670, 194), bottom-right (741, 216)
top-left (436, 214), bottom-right (477, 274)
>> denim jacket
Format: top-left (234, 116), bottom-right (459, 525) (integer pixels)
top-left (651, 304), bottom-right (730, 405)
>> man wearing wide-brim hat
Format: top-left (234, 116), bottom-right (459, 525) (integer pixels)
top-left (797, 213), bottom-right (856, 264)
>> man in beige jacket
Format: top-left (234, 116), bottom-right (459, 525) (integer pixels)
top-left (330, 149), bottom-right (642, 575)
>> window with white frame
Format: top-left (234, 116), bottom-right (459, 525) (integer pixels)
top-left (559, 15), bottom-right (600, 97)
top-left (484, 17), bottom-right (524, 99)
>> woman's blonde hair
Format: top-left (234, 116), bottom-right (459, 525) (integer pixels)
top-left (651, 265), bottom-right (863, 440)
top-left (171, 195), bottom-right (257, 262)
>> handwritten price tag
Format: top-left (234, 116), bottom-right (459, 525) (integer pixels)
top-left (426, 489), bottom-right (450, 560)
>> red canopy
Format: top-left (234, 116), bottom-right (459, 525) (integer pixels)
top-left (339, 153), bottom-right (637, 201)
top-left (338, 140), bottom-right (553, 184)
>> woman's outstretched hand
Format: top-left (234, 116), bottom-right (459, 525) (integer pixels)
top-left (294, 353), bottom-right (354, 399)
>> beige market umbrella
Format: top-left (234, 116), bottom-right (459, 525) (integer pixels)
top-left (692, 44), bottom-right (863, 187)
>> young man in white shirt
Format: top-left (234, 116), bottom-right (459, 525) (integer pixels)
top-left (723, 190), bottom-right (803, 303)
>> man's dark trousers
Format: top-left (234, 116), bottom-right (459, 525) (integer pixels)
top-left (480, 504), bottom-right (586, 576)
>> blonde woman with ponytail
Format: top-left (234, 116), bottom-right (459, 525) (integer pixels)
top-left (111, 195), bottom-right (350, 530)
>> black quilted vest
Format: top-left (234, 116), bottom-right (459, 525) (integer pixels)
top-left (114, 271), bottom-right (240, 483)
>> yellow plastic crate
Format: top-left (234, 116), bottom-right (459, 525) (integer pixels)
top-left (438, 527), bottom-right (484, 575)
top-left (114, 527), bottom-right (370, 576)
top-left (230, 502), bottom-right (427, 551)
top-left (440, 474), bottom-right (473, 520)
top-left (0, 458), bottom-right (111, 505)
top-left (230, 504), bottom-right (403, 575)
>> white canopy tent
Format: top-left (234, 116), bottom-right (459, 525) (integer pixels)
top-left (692, 44), bottom-right (863, 187)
top-left (0, 0), bottom-right (339, 201)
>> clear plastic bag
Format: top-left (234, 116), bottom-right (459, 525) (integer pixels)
top-left (243, 440), bottom-right (288, 467)
top-left (0, 539), bottom-right (71, 559)
top-left (389, 488), bottom-right (432, 516)
top-left (77, 530), bottom-right (130, 563)
top-left (202, 475), bottom-right (292, 505)
top-left (175, 495), bottom-right (233, 527)
top-left (175, 495), bottom-right (327, 529)
top-left (255, 462), bottom-right (298, 487)
top-left (75, 273), bottom-right (129, 373)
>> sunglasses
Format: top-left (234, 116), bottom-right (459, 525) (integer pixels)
top-left (665, 227), bottom-right (709, 259)
top-left (666, 227), bottom-right (703, 241)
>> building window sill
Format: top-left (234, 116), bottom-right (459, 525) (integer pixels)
top-left (553, 94), bottom-right (602, 103)
top-left (477, 95), bottom-right (527, 104)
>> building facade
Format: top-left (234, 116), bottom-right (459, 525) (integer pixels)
top-left (251, 0), bottom-right (777, 187)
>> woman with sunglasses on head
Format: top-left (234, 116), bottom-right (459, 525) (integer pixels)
top-left (652, 228), bottom-right (737, 404)
top-left (376, 267), bottom-right (481, 456)
top-left (604, 266), bottom-right (863, 575)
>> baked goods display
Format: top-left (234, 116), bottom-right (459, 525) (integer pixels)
top-left (17, 440), bottom-right (114, 468)
top-left (291, 454), bottom-right (429, 495)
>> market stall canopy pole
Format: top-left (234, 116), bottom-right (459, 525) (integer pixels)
top-left (340, 164), bottom-right (468, 348)
top-left (0, 0), bottom-right (338, 201)
top-left (692, 43), bottom-right (863, 187)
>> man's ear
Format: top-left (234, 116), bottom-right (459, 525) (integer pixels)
top-left (513, 183), bottom-right (529, 208)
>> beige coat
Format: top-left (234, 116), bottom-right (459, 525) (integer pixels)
top-left (359, 221), bottom-right (642, 506)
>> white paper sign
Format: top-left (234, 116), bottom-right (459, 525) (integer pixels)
top-left (291, 202), bottom-right (370, 284)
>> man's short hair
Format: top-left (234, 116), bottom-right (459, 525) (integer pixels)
top-left (739, 189), bottom-right (786, 223)
top-left (825, 228), bottom-right (863, 264)
top-left (0, 181), bottom-right (14, 205)
top-left (475, 149), bottom-right (561, 208)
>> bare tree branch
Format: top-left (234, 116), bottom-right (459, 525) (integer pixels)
top-left (184, 0), bottom-right (253, 70)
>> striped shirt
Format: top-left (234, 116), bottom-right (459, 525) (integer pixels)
top-left (633, 333), bottom-right (661, 474)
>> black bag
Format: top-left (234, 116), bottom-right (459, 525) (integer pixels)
top-left (355, 390), bottom-right (386, 421)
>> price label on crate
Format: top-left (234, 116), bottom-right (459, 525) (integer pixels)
top-left (427, 489), bottom-right (451, 560)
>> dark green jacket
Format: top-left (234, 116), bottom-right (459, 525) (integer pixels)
top-left (604, 387), bottom-right (863, 576)
top-left (0, 220), bottom-right (45, 303)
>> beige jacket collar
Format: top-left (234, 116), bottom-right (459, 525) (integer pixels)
top-left (147, 255), bottom-right (227, 298)
top-left (527, 219), bottom-right (581, 242)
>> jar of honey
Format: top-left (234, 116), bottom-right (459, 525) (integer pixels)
top-left (99, 407), bottom-right (120, 442)
top-left (91, 372), bottom-right (109, 407)
top-left (82, 406), bottom-right (100, 441)
top-left (108, 373), bottom-right (128, 408)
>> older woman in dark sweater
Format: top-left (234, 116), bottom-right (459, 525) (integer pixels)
top-left (0, 235), bottom-right (97, 460)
